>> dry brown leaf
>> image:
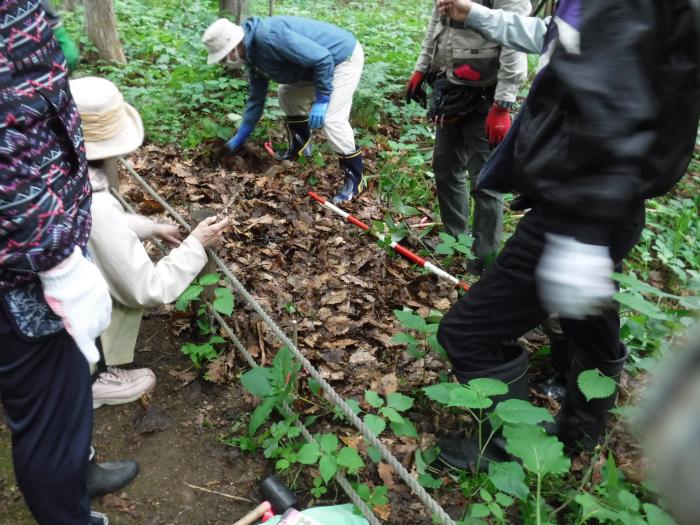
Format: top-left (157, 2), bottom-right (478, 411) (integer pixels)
top-left (101, 493), bottom-right (137, 518)
top-left (374, 504), bottom-right (392, 521)
top-left (244, 214), bottom-right (278, 230)
top-left (323, 338), bottom-right (358, 349)
top-left (168, 369), bottom-right (196, 385)
top-left (377, 463), bottom-right (396, 490)
top-left (321, 289), bottom-right (348, 305)
top-left (349, 349), bottom-right (377, 365)
top-left (376, 373), bottom-right (399, 396)
top-left (326, 315), bottom-right (351, 335)
top-left (139, 199), bottom-right (165, 215)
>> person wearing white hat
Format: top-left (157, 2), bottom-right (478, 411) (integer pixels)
top-left (202, 16), bottom-right (365, 204)
top-left (69, 77), bottom-right (229, 409)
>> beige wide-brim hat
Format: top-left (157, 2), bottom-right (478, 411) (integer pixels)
top-left (69, 77), bottom-right (144, 161)
top-left (202, 18), bottom-right (244, 65)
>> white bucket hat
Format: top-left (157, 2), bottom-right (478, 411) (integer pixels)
top-left (202, 18), bottom-right (245, 65)
top-left (69, 77), bottom-right (144, 161)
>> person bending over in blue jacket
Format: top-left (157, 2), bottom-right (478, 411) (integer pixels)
top-left (202, 16), bottom-right (365, 204)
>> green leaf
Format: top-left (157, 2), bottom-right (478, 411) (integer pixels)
top-left (468, 378), bottom-right (509, 398)
top-left (198, 273), bottom-right (219, 286)
top-left (297, 443), bottom-right (321, 465)
top-left (503, 425), bottom-right (570, 477)
top-left (642, 504), bottom-right (676, 525)
top-left (449, 385), bottom-right (493, 409)
top-left (213, 287), bottom-right (234, 316)
top-left (577, 370), bottom-right (617, 401)
top-left (387, 392), bottom-right (414, 412)
top-left (344, 398), bottom-right (362, 416)
top-left (176, 284), bottom-right (203, 311)
top-left (319, 433), bottom-right (339, 454)
top-left (488, 461), bottom-right (529, 501)
top-left (617, 490), bottom-right (640, 513)
top-left (613, 291), bottom-right (668, 320)
top-left (493, 399), bottom-right (554, 425)
top-left (390, 418), bottom-right (419, 439)
top-left (422, 383), bottom-right (457, 405)
top-left (575, 493), bottom-right (621, 522)
top-left (495, 493), bottom-right (514, 507)
top-left (479, 488), bottom-right (493, 502)
top-left (240, 367), bottom-right (274, 398)
top-left (427, 334), bottom-right (449, 360)
top-left (380, 407), bottom-right (404, 423)
top-left (336, 447), bottom-right (364, 473)
top-left (249, 397), bottom-right (276, 434)
top-left (418, 473), bottom-right (443, 489)
top-left (367, 446), bottom-right (382, 463)
top-left (470, 503), bottom-right (490, 518)
top-left (365, 390), bottom-right (385, 408)
top-left (275, 458), bottom-right (290, 471)
top-left (391, 332), bottom-right (419, 345)
top-left (319, 454), bottom-right (337, 483)
top-left (363, 414), bottom-right (386, 436)
top-left (394, 309), bottom-right (429, 332)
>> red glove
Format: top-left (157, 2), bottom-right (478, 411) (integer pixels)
top-left (454, 64), bottom-right (481, 81)
top-left (406, 71), bottom-right (426, 105)
top-left (485, 104), bottom-right (512, 145)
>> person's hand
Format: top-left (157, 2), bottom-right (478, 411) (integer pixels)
top-left (536, 234), bottom-right (615, 320)
top-left (437, 0), bottom-right (473, 22)
top-left (39, 247), bottom-right (112, 364)
top-left (485, 104), bottom-right (512, 145)
top-left (406, 71), bottom-right (427, 106)
top-left (309, 98), bottom-right (329, 129)
top-left (226, 123), bottom-right (254, 154)
top-left (189, 216), bottom-right (229, 249)
top-left (153, 224), bottom-right (182, 245)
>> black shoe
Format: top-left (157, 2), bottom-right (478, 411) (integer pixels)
top-left (555, 345), bottom-right (628, 451)
top-left (87, 448), bottom-right (140, 498)
top-left (437, 343), bottom-right (529, 472)
top-left (89, 511), bottom-right (109, 525)
top-left (532, 319), bottom-right (576, 403)
top-left (275, 116), bottom-right (312, 161)
top-left (333, 150), bottom-right (365, 203)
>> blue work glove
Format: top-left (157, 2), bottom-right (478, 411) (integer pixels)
top-left (226, 123), bottom-right (254, 154)
top-left (309, 96), bottom-right (330, 129)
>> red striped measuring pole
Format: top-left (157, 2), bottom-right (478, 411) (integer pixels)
top-left (308, 192), bottom-right (470, 292)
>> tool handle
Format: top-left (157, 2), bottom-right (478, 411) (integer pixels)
top-left (233, 501), bottom-right (272, 525)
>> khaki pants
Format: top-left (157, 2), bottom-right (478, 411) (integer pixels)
top-left (278, 43), bottom-right (364, 155)
top-left (99, 301), bottom-right (143, 367)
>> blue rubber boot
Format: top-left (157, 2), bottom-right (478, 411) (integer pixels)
top-left (275, 116), bottom-right (312, 161)
top-left (333, 150), bottom-right (365, 204)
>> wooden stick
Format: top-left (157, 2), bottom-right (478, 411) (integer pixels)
top-left (233, 501), bottom-right (272, 525)
top-left (183, 482), bottom-right (252, 503)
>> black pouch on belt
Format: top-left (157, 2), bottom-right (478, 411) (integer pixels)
top-left (428, 74), bottom-right (492, 124)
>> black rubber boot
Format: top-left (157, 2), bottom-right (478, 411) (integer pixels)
top-left (532, 319), bottom-right (576, 402)
top-left (555, 346), bottom-right (628, 452)
top-left (437, 343), bottom-right (529, 473)
top-left (275, 116), bottom-right (312, 161)
top-left (87, 447), bottom-right (140, 498)
top-left (332, 150), bottom-right (365, 204)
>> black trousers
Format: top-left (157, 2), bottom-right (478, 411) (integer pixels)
top-left (437, 206), bottom-right (645, 374)
top-left (0, 324), bottom-right (92, 524)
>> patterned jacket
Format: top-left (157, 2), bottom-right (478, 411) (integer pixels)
top-left (0, 0), bottom-right (91, 338)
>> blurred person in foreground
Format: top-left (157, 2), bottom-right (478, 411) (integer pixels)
top-left (0, 1), bottom-right (111, 523)
top-left (432, 0), bottom-right (700, 470)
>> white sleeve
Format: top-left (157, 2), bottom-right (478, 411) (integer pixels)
top-left (88, 192), bottom-right (208, 309)
top-left (467, 3), bottom-right (549, 55)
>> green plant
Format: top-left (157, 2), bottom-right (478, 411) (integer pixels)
top-left (175, 273), bottom-right (235, 368)
top-left (392, 307), bottom-right (448, 360)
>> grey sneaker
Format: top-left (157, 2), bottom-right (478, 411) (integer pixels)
top-left (92, 367), bottom-right (156, 409)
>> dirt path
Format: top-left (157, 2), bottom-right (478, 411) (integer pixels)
top-left (1, 313), bottom-right (269, 525)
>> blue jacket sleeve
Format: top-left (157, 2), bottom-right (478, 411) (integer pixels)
top-left (241, 71), bottom-right (270, 129)
top-left (266, 26), bottom-right (335, 100)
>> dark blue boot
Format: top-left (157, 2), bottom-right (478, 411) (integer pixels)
top-left (333, 150), bottom-right (365, 204)
top-left (275, 116), bottom-right (312, 161)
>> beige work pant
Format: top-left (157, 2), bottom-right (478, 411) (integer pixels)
top-left (278, 43), bottom-right (364, 155)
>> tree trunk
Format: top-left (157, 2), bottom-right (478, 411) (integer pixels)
top-left (63, 0), bottom-right (81, 11)
top-left (268, 0), bottom-right (274, 16)
top-left (83, 0), bottom-right (126, 64)
top-left (219, 0), bottom-right (247, 24)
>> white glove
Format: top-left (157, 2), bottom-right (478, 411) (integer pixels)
top-left (39, 247), bottom-right (112, 363)
top-left (536, 234), bottom-right (615, 320)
